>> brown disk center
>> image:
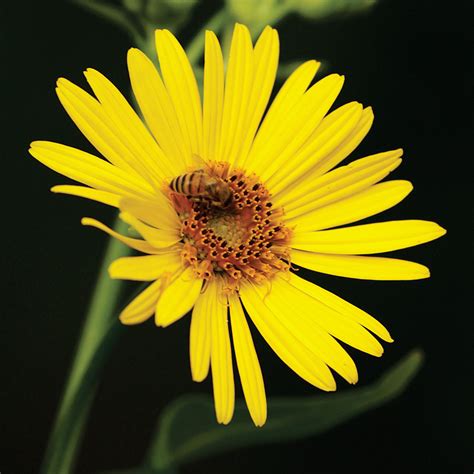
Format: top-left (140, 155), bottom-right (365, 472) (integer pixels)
top-left (169, 162), bottom-right (292, 291)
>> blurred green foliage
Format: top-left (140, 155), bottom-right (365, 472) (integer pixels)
top-left (98, 349), bottom-right (423, 473)
top-left (291, 0), bottom-right (377, 19)
top-left (73, 0), bottom-right (377, 77)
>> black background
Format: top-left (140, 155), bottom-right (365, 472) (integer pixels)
top-left (1, 0), bottom-right (473, 473)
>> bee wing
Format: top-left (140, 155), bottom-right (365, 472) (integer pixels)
top-left (191, 153), bottom-right (209, 169)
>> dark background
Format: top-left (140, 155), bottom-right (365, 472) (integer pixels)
top-left (2, 0), bottom-right (473, 472)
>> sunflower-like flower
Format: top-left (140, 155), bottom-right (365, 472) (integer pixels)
top-left (29, 24), bottom-right (445, 427)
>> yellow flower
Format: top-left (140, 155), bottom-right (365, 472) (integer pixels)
top-left (29, 24), bottom-right (445, 427)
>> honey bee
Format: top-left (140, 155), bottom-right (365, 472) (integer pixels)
top-left (169, 170), bottom-right (233, 208)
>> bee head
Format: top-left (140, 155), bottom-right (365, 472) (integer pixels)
top-left (206, 180), bottom-right (233, 208)
top-left (216, 181), bottom-right (233, 208)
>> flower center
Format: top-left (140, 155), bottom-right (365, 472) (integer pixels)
top-left (207, 213), bottom-right (246, 247)
top-left (169, 162), bottom-right (292, 292)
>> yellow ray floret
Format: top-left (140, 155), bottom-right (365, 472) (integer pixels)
top-left (289, 180), bottom-right (413, 231)
top-left (202, 31), bottom-right (225, 162)
top-left (209, 279), bottom-right (235, 425)
top-left (291, 220), bottom-right (446, 254)
top-left (292, 251), bottom-right (430, 280)
top-left (128, 48), bottom-right (189, 172)
top-left (228, 293), bottom-right (267, 427)
top-left (240, 282), bottom-right (337, 392)
top-left (155, 267), bottom-right (203, 328)
top-left (51, 185), bottom-right (121, 208)
top-left (190, 288), bottom-right (212, 382)
top-left (155, 29), bottom-right (203, 159)
top-left (119, 279), bottom-right (163, 325)
top-left (109, 253), bottom-right (182, 281)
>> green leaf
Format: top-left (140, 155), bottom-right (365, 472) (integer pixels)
top-left (146, 349), bottom-right (423, 471)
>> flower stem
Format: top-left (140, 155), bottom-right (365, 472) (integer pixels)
top-left (40, 216), bottom-right (131, 474)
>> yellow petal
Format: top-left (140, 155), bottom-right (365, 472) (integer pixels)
top-left (247, 74), bottom-right (344, 181)
top-left (280, 149), bottom-right (403, 216)
top-left (292, 220), bottom-right (446, 254)
top-left (84, 68), bottom-right (175, 182)
top-left (245, 59), bottom-right (320, 173)
top-left (271, 275), bottom-right (382, 358)
top-left (155, 29), bottom-right (203, 158)
top-left (81, 217), bottom-right (160, 254)
top-left (256, 277), bottom-right (360, 381)
top-left (51, 185), bottom-right (120, 207)
top-left (29, 141), bottom-right (155, 200)
top-left (127, 48), bottom-right (189, 171)
top-left (155, 266), bottom-right (202, 327)
top-left (228, 293), bottom-right (267, 427)
top-left (202, 31), bottom-right (224, 162)
top-left (268, 102), bottom-right (363, 194)
top-left (119, 212), bottom-right (180, 248)
top-left (216, 24), bottom-right (254, 166)
top-left (240, 282), bottom-right (336, 391)
top-left (109, 252), bottom-right (182, 281)
top-left (119, 279), bottom-right (162, 325)
top-left (308, 105), bottom-right (375, 179)
top-left (289, 180), bottom-right (413, 232)
top-left (120, 195), bottom-right (180, 232)
top-left (288, 272), bottom-right (393, 342)
top-left (210, 278), bottom-right (235, 424)
top-left (292, 250), bottom-right (430, 280)
top-left (234, 26), bottom-right (279, 168)
top-left (56, 78), bottom-right (156, 182)
top-left (189, 287), bottom-right (213, 382)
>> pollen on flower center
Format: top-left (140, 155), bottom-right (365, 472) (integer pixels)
top-left (207, 213), bottom-right (245, 247)
top-left (168, 162), bottom-right (292, 291)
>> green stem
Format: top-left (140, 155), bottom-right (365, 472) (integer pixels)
top-left (41, 217), bottom-right (131, 474)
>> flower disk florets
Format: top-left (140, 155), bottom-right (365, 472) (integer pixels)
top-left (169, 162), bottom-right (292, 292)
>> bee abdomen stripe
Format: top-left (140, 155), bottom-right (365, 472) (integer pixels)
top-left (196, 172), bottom-right (206, 194)
top-left (170, 175), bottom-right (181, 192)
top-left (178, 174), bottom-right (187, 193)
top-left (170, 172), bottom-right (208, 195)
top-left (187, 172), bottom-right (196, 194)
